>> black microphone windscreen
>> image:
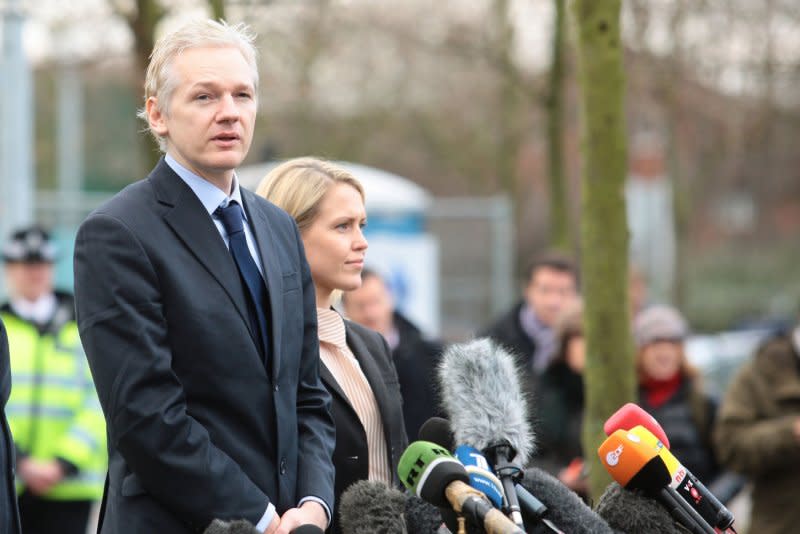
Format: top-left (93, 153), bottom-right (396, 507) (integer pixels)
top-left (418, 416), bottom-right (455, 449)
top-left (404, 495), bottom-right (447, 534)
top-left (519, 467), bottom-right (615, 534)
top-left (438, 338), bottom-right (533, 464)
top-left (417, 459), bottom-right (470, 508)
top-left (203, 519), bottom-right (260, 534)
top-left (339, 480), bottom-right (407, 534)
top-left (290, 526), bottom-right (325, 534)
top-left (626, 456), bottom-right (673, 493)
top-left (596, 483), bottom-right (691, 534)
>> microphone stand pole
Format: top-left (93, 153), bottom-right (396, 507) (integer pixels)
top-left (486, 441), bottom-right (525, 529)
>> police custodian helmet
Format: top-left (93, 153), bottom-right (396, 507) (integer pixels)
top-left (2, 225), bottom-right (57, 263)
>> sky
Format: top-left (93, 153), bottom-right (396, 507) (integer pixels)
top-left (3, 0), bottom-right (798, 103)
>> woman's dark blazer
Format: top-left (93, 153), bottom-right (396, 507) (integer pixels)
top-left (319, 319), bottom-right (408, 534)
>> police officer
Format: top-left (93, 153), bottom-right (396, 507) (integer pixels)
top-left (1, 226), bottom-right (106, 534)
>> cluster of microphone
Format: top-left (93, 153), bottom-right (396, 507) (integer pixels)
top-left (205, 337), bottom-right (738, 534)
top-left (597, 403), bottom-right (736, 534)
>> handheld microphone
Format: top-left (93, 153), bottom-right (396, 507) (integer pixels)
top-left (438, 338), bottom-right (533, 528)
top-left (419, 416), bottom-right (455, 448)
top-left (598, 430), bottom-right (716, 534)
top-left (454, 445), bottom-right (506, 508)
top-left (397, 440), bottom-right (524, 534)
top-left (604, 403), bottom-right (670, 449)
top-left (289, 526), bottom-right (325, 534)
top-left (626, 425), bottom-right (736, 532)
top-left (338, 479), bottom-right (407, 534)
top-left (456, 445), bottom-right (568, 534)
top-left (420, 417), bottom-right (565, 533)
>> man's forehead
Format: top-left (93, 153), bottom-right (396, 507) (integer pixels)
top-left (531, 267), bottom-right (576, 285)
top-left (170, 47), bottom-right (254, 83)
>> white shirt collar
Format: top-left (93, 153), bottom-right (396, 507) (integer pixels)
top-left (11, 293), bottom-right (57, 325)
top-left (165, 154), bottom-right (247, 219)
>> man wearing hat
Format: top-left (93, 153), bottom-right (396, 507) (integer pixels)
top-left (1, 226), bottom-right (106, 534)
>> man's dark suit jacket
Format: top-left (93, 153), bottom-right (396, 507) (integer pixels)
top-left (73, 159), bottom-right (335, 533)
top-left (1, 319), bottom-right (21, 533)
top-left (320, 319), bottom-right (408, 534)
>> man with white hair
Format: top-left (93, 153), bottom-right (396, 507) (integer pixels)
top-left (73, 20), bottom-right (335, 534)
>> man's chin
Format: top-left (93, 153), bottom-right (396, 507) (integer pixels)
top-left (206, 153), bottom-right (246, 173)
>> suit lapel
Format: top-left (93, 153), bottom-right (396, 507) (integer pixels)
top-left (150, 160), bottom-right (259, 349)
top-left (345, 323), bottom-right (396, 451)
top-left (241, 190), bottom-right (282, 379)
top-left (319, 362), bottom-right (350, 408)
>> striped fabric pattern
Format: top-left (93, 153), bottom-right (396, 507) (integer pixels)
top-left (317, 308), bottom-right (391, 484)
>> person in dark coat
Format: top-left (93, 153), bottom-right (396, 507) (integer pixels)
top-left (258, 158), bottom-right (408, 534)
top-left (535, 301), bottom-right (587, 497)
top-left (480, 254), bottom-right (579, 425)
top-left (1, 318), bottom-right (22, 533)
top-left (634, 305), bottom-right (721, 485)
top-left (343, 269), bottom-right (445, 440)
top-left (73, 20), bottom-right (335, 534)
top-left (713, 313), bottom-right (800, 534)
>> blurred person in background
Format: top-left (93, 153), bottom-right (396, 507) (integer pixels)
top-left (1, 317), bottom-right (21, 533)
top-left (1, 226), bottom-right (106, 534)
top-left (481, 254), bottom-right (579, 424)
top-left (634, 305), bottom-right (721, 485)
top-left (535, 299), bottom-right (588, 498)
top-left (342, 268), bottom-right (444, 440)
top-left (258, 157), bottom-right (408, 534)
top-left (713, 308), bottom-right (800, 534)
top-left (482, 254), bottom-right (580, 375)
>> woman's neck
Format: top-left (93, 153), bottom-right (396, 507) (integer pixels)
top-left (315, 287), bottom-right (332, 309)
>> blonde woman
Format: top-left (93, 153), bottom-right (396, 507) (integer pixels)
top-left (257, 158), bottom-right (407, 534)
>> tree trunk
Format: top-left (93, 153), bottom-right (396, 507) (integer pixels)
top-left (491, 0), bottom-right (523, 211)
top-left (546, 0), bottom-right (570, 252)
top-left (127, 0), bottom-right (167, 173)
top-left (571, 0), bottom-right (634, 500)
top-left (208, 0), bottom-right (226, 21)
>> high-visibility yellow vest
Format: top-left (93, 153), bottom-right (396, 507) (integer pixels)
top-left (1, 304), bottom-right (106, 501)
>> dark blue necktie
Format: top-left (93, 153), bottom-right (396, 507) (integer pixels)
top-left (215, 201), bottom-right (270, 359)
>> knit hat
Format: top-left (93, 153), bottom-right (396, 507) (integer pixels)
top-left (2, 225), bottom-right (57, 263)
top-left (633, 305), bottom-right (688, 349)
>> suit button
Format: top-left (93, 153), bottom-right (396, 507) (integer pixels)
top-left (280, 458), bottom-right (287, 475)
top-left (273, 384), bottom-right (280, 392)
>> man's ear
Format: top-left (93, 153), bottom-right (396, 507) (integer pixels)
top-left (146, 97), bottom-right (168, 136)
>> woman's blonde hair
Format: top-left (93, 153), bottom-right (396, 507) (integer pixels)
top-left (256, 157), bottom-right (365, 232)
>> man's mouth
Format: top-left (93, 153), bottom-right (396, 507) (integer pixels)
top-left (213, 132), bottom-right (240, 142)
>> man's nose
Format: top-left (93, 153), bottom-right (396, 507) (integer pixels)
top-left (216, 93), bottom-right (239, 121)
